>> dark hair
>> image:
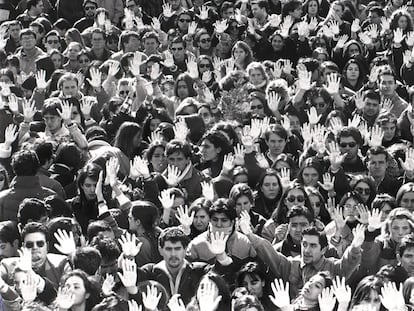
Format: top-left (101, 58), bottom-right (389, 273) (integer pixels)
top-left (87, 220), bottom-right (112, 242)
top-left (287, 205), bottom-right (314, 223)
top-left (366, 146), bottom-right (390, 162)
top-left (372, 194), bottom-right (397, 212)
top-left (236, 261), bottom-right (266, 287)
top-left (352, 176), bottom-right (377, 207)
top-left (114, 122), bottom-right (142, 159)
top-left (349, 276), bottom-right (384, 310)
top-left (229, 183), bottom-right (255, 207)
top-left (21, 222), bottom-right (49, 242)
top-left (54, 143), bottom-right (83, 171)
top-left (201, 131), bottom-right (232, 159)
top-left (165, 139), bottom-right (192, 158)
top-left (77, 163), bottom-right (102, 201)
top-left (72, 246), bottom-right (102, 275)
top-left (403, 277), bottom-right (414, 307)
top-left (211, 121), bottom-right (240, 146)
top-left (32, 140), bottom-right (54, 166)
top-left (302, 226), bottom-right (328, 248)
top-left (11, 150), bottom-right (40, 176)
top-left (209, 198), bottom-right (237, 221)
top-left (337, 126), bottom-right (363, 146)
top-left (130, 200), bottom-right (159, 233)
top-left (0, 221), bottom-right (20, 245)
top-left (19, 28), bottom-right (36, 40)
top-left (174, 73), bottom-right (197, 99)
top-left (18, 198), bottom-right (48, 226)
top-left (233, 295), bottom-right (264, 311)
top-left (158, 226), bottom-right (189, 248)
top-left (90, 236), bottom-right (121, 263)
top-left (42, 98), bottom-right (62, 117)
top-left (398, 234), bottom-right (414, 257)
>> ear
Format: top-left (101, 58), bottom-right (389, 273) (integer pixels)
top-left (12, 240), bottom-right (19, 249)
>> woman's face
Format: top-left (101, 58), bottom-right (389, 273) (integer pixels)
top-left (274, 161), bottom-right (291, 174)
top-left (302, 167), bottom-right (319, 187)
top-left (346, 63), bottom-right (360, 81)
top-left (249, 69), bottom-right (265, 86)
top-left (193, 208), bottom-right (210, 232)
top-left (288, 115), bottom-right (301, 131)
top-left (242, 274), bottom-right (265, 298)
top-left (347, 44), bottom-right (360, 57)
top-left (71, 106), bottom-right (82, 124)
top-left (343, 198), bottom-right (358, 221)
top-left (272, 35), bottom-right (284, 51)
top-left (381, 121), bottom-right (397, 141)
top-left (249, 99), bottom-right (265, 117)
top-left (0, 75), bottom-right (12, 84)
top-left (201, 139), bottom-right (221, 162)
top-left (51, 53), bottom-right (63, 69)
top-left (301, 274), bottom-right (326, 302)
top-left (65, 276), bottom-right (89, 306)
top-left (357, 289), bottom-right (381, 311)
top-left (313, 96), bottom-right (328, 115)
top-left (398, 15), bottom-right (408, 29)
top-left (235, 195), bottom-right (253, 216)
top-left (132, 131), bottom-right (142, 148)
top-left (291, 6), bottom-right (303, 19)
top-left (81, 177), bottom-right (97, 200)
top-left (390, 218), bottom-right (412, 243)
top-left (78, 56), bottom-right (91, 70)
top-left (309, 194), bottom-right (321, 217)
top-left (285, 188), bottom-right (306, 209)
top-left (354, 181), bottom-right (371, 204)
top-left (198, 34), bottom-right (212, 51)
top-left (400, 191), bottom-right (414, 212)
top-left (261, 175), bottom-right (280, 200)
top-left (177, 80), bottom-right (189, 99)
top-left (199, 107), bottom-right (213, 126)
top-left (68, 44), bottom-right (81, 60)
top-left (149, 118), bottom-right (161, 132)
top-left (150, 146), bottom-right (167, 173)
top-left (307, 0), bottom-right (319, 15)
top-left (380, 203), bottom-right (393, 222)
top-left (233, 47), bottom-right (247, 62)
top-left (198, 59), bottom-right (212, 74)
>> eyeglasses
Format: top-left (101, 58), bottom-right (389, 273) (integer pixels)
top-left (47, 40), bottom-right (59, 44)
top-left (251, 104), bottom-right (263, 110)
top-left (79, 58), bottom-right (90, 63)
top-left (287, 195), bottom-right (305, 203)
top-left (25, 240), bottom-right (46, 248)
top-left (355, 187), bottom-right (371, 195)
top-left (84, 6), bottom-right (95, 10)
top-left (199, 63), bottom-right (211, 68)
top-left (339, 142), bottom-right (357, 148)
top-left (171, 47), bottom-right (183, 51)
top-left (119, 90), bottom-right (130, 95)
top-left (179, 19), bottom-right (192, 23)
top-left (200, 38), bottom-right (211, 44)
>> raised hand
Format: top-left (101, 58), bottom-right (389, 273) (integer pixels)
top-left (0, 82), bottom-right (10, 97)
top-left (329, 20), bottom-right (340, 36)
top-left (21, 271), bottom-right (37, 303)
top-left (394, 28), bottom-right (405, 44)
top-left (22, 100), bottom-right (36, 123)
top-left (102, 274), bottom-right (115, 296)
top-left (167, 294), bottom-right (186, 311)
top-left (173, 119), bottom-right (189, 141)
top-left (297, 69), bottom-right (312, 91)
top-left (117, 258), bottom-right (137, 288)
top-left (208, 231), bottom-right (228, 255)
top-left (358, 31), bottom-right (372, 45)
top-left (369, 124), bottom-right (384, 147)
top-left (201, 181), bottom-right (215, 201)
top-left (307, 106), bottom-right (321, 125)
top-left (381, 17), bottom-right (390, 34)
top-left (400, 148), bottom-right (414, 176)
top-left (198, 6), bottom-right (209, 20)
top-left (336, 34), bottom-right (349, 48)
top-left (4, 124), bottom-right (18, 148)
top-left (275, 223), bottom-right (289, 242)
top-left (142, 285), bottom-right (162, 311)
top-left (107, 61), bottom-right (120, 78)
top-left (18, 247), bottom-right (32, 271)
top-left (130, 156), bottom-right (150, 180)
top-left (282, 60), bottom-right (293, 75)
top-left (81, 97), bottom-right (94, 118)
top-left (351, 223), bottom-right (365, 248)
top-left (176, 205), bottom-right (195, 228)
top-left (379, 282), bottom-right (405, 311)
top-left (267, 92), bottom-right (281, 112)
top-left (348, 114), bottom-right (361, 128)
top-left (330, 206), bottom-right (346, 231)
top-left (158, 189), bottom-right (175, 210)
top-left (278, 167), bottom-right (291, 190)
top-left (270, 61), bottom-right (283, 79)
top-left (407, 31), bottom-right (414, 46)
top-left (224, 58), bottom-right (235, 75)
top-left (162, 3), bottom-right (174, 18)
top-left (297, 21), bottom-right (310, 38)
top-left (54, 229), bottom-right (76, 255)
top-left (329, 117), bottom-right (343, 136)
top-left (164, 50), bottom-right (175, 68)
top-left (239, 211), bottom-right (253, 236)
top-left (233, 144), bottom-right (245, 166)
top-left (222, 153), bottom-right (235, 173)
top-left (351, 19), bottom-right (361, 33)
top-left (269, 14), bottom-right (281, 28)
top-left (128, 300), bottom-right (142, 311)
top-left (87, 67), bottom-right (102, 88)
top-left (367, 24), bottom-right (378, 39)
top-left (327, 142), bottom-right (345, 171)
top-left (35, 70), bottom-right (47, 91)
top-left (118, 232), bottom-right (142, 257)
top-left (151, 17), bottom-right (161, 32)
top-left (367, 208), bottom-right (384, 231)
top-left (332, 276), bottom-right (351, 306)
top-left (318, 287), bottom-right (336, 311)
top-left (186, 55), bottom-right (199, 79)
top-left (214, 20), bottom-right (228, 34)
top-left (256, 153), bottom-right (269, 169)
top-left (381, 98), bottom-right (393, 114)
top-left (202, 70), bottom-right (212, 84)
top-left (318, 173), bottom-right (335, 192)
top-left (105, 156), bottom-right (119, 187)
top-left (354, 90), bottom-right (365, 111)
top-left (308, 17), bottom-right (319, 31)
top-left (198, 279), bottom-right (222, 311)
top-left (129, 52), bottom-right (142, 76)
top-left (188, 21), bottom-right (198, 36)
top-left (56, 287), bottom-right (75, 310)
top-left (58, 101), bottom-right (73, 125)
top-left (355, 204), bottom-right (370, 224)
top-left (269, 279), bottom-right (291, 309)
top-left (325, 73), bottom-right (340, 95)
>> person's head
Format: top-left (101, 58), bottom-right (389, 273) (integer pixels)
top-left (282, 0), bottom-right (303, 19)
top-left (287, 205), bottom-right (313, 242)
top-left (174, 72), bottom-right (196, 99)
top-left (246, 62), bottom-right (268, 87)
top-left (350, 276), bottom-right (384, 311)
top-left (0, 165), bottom-right (9, 191)
top-left (383, 208), bottom-right (414, 243)
top-left (21, 222), bottom-right (49, 270)
top-left (303, 0), bottom-right (319, 16)
top-left (72, 246), bottom-right (102, 276)
top-left (297, 158), bottom-right (323, 187)
top-left (90, 27), bottom-right (106, 50)
top-left (264, 124), bottom-right (288, 157)
top-left (49, 49), bottom-right (64, 69)
top-left (403, 276), bottom-right (414, 306)
top-left (300, 271), bottom-right (332, 302)
top-left (397, 183), bottom-right (414, 212)
top-left (301, 226), bottom-right (328, 264)
top-left (352, 176), bottom-right (377, 206)
top-left (48, 217), bottom-right (84, 251)
top-left (27, 0), bottom-right (44, 16)
top-left (165, 139), bottom-right (192, 172)
top-left (20, 28), bottom-right (37, 50)
top-left (90, 236), bottom-right (120, 277)
top-left (195, 272), bottom-right (231, 311)
top-left (176, 11), bottom-right (193, 32)
top-left (44, 30), bottom-right (61, 53)
top-left (251, 0), bottom-right (268, 19)
top-left (233, 295), bottom-right (264, 311)
top-left (145, 141), bottom-right (167, 173)
top-left (54, 142), bottom-right (83, 171)
top-left (87, 220), bottom-right (114, 242)
top-left (114, 122), bottom-right (142, 158)
top-left (237, 262), bottom-right (266, 298)
top-left (248, 91), bottom-right (268, 117)
top-left (229, 183), bottom-right (255, 216)
top-left (343, 58), bottom-right (364, 83)
top-left (390, 8), bottom-right (414, 31)
top-left (232, 41), bottom-right (253, 67)
top-left (57, 72), bottom-right (79, 97)
top-left (270, 32), bottom-right (285, 52)
top-left (190, 198), bottom-right (212, 233)
top-left (256, 168), bottom-right (283, 201)
top-left (83, 0), bottom-right (98, 18)
top-left (209, 198), bottom-right (237, 235)
top-left (272, 153), bottom-right (298, 178)
top-left (0, 221), bottom-right (20, 260)
top-left (397, 234), bottom-right (414, 275)
top-left (378, 70), bottom-right (397, 97)
top-left (142, 31), bottom-right (160, 54)
top-left (337, 127), bottom-right (363, 160)
top-left (195, 30), bottom-right (213, 52)
top-left (170, 36), bottom-right (186, 62)
top-left (158, 227), bottom-right (189, 270)
top-left (372, 194), bottom-right (397, 222)
top-left (200, 131), bottom-right (232, 162)
top-left (128, 200), bottom-right (159, 233)
top-left (306, 88), bottom-right (332, 116)
top-left (77, 163), bottom-right (102, 201)
top-left (18, 198), bottom-right (48, 227)
top-left (11, 150), bottom-right (40, 177)
top-left (376, 112), bottom-right (398, 142)
top-left (338, 191), bottom-right (365, 223)
top-left (366, 147), bottom-right (389, 179)
top-left (362, 90), bottom-right (381, 118)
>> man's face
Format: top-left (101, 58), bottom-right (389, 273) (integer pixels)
top-left (167, 151), bottom-right (189, 172)
top-left (30, 26), bottom-right (43, 43)
top-left (400, 247), bottom-right (414, 275)
top-left (169, 0), bottom-right (181, 10)
top-left (144, 38), bottom-right (158, 54)
top-left (23, 232), bottom-right (48, 270)
top-left (0, 240), bottom-right (18, 260)
top-left (379, 74), bottom-right (396, 96)
top-left (332, 4), bottom-right (343, 17)
top-left (170, 43), bottom-right (185, 62)
top-left (301, 234), bottom-right (324, 264)
top-left (61, 80), bottom-right (78, 97)
top-left (289, 216), bottom-right (310, 242)
top-left (338, 136), bottom-right (359, 160)
top-left (160, 241), bottom-right (185, 270)
top-left (363, 98), bottom-right (380, 117)
top-left (368, 154), bottom-right (387, 179)
top-left (210, 212), bottom-right (234, 235)
top-left (222, 8), bottom-right (234, 20)
top-left (20, 34), bottom-right (36, 50)
top-left (177, 14), bottom-right (192, 31)
top-left (43, 113), bottom-right (62, 133)
top-left (369, 11), bottom-right (380, 24)
top-left (9, 25), bottom-right (21, 39)
top-left (91, 33), bottom-right (105, 50)
top-left (125, 36), bottom-right (140, 52)
top-left (126, 1), bottom-right (140, 15)
top-left (84, 4), bottom-right (97, 18)
top-left (251, 4), bottom-right (265, 19)
top-left (266, 133), bottom-right (286, 156)
top-left (45, 35), bottom-right (61, 52)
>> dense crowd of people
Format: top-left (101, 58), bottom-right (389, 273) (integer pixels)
top-left (2, 0), bottom-right (414, 310)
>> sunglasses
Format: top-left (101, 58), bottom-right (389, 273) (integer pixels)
top-left (84, 6), bottom-right (95, 10)
top-left (171, 47), bottom-right (183, 51)
top-left (199, 63), bottom-right (211, 68)
top-left (251, 105), bottom-right (263, 110)
top-left (79, 58), bottom-right (90, 63)
top-left (119, 90), bottom-right (129, 95)
top-left (179, 19), bottom-right (192, 23)
top-left (287, 195), bottom-right (305, 203)
top-left (47, 40), bottom-right (59, 44)
top-left (355, 187), bottom-right (371, 195)
top-left (200, 38), bottom-right (211, 44)
top-left (339, 142), bottom-right (357, 148)
top-left (25, 240), bottom-right (46, 248)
